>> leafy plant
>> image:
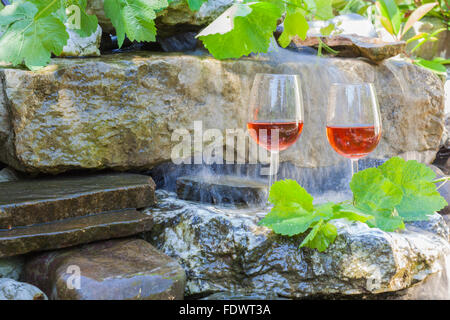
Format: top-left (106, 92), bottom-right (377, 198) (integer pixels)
top-left (259, 157), bottom-right (448, 252)
top-left (374, 0), bottom-right (448, 74)
top-left (0, 0), bottom-right (336, 70)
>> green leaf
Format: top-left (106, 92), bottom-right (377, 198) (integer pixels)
top-left (320, 22), bottom-right (335, 36)
top-left (377, 0), bottom-right (402, 35)
top-left (300, 220), bottom-right (338, 252)
top-left (186, 0), bottom-right (207, 11)
top-left (414, 58), bottom-right (447, 75)
top-left (350, 167), bottom-right (403, 214)
top-left (269, 215), bottom-right (322, 236)
top-left (64, 0), bottom-right (98, 37)
top-left (432, 57), bottom-right (450, 65)
top-left (332, 203), bottom-right (374, 223)
top-left (278, 7), bottom-right (308, 47)
top-left (0, 1), bottom-right (69, 70)
top-left (366, 209), bottom-right (405, 231)
top-left (197, 1), bottom-right (282, 59)
top-left (104, 0), bottom-right (169, 47)
top-left (379, 157), bottom-right (447, 221)
top-left (313, 0), bottom-right (334, 20)
top-left (268, 179), bottom-right (314, 212)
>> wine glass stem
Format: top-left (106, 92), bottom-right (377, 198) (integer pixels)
top-left (351, 159), bottom-right (358, 177)
top-left (269, 150), bottom-right (280, 187)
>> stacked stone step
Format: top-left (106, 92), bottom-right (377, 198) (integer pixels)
top-left (0, 173), bottom-right (186, 300)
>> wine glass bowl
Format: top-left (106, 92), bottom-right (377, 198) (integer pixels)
top-left (247, 121), bottom-right (304, 151)
top-left (247, 73), bottom-right (304, 185)
top-left (326, 83), bottom-right (381, 175)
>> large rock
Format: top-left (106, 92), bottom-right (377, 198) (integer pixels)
top-left (0, 173), bottom-right (155, 228)
top-left (87, 0), bottom-right (232, 37)
top-left (0, 256), bottom-right (24, 280)
top-left (21, 238), bottom-right (186, 300)
top-left (0, 278), bottom-right (47, 300)
top-left (0, 52), bottom-right (445, 174)
top-left (144, 190), bottom-right (450, 298)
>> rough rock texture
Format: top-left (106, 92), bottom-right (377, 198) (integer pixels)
top-left (288, 35), bottom-right (405, 63)
top-left (0, 278), bottom-right (47, 300)
top-left (22, 238), bottom-right (186, 300)
top-left (0, 256), bottom-right (24, 280)
top-left (60, 25), bottom-right (102, 57)
top-left (0, 209), bottom-right (154, 258)
top-left (0, 52), bottom-right (445, 173)
top-left (0, 173), bottom-right (155, 228)
top-left (0, 167), bottom-right (18, 183)
top-left (144, 191), bottom-right (450, 299)
top-left (87, 0), bottom-right (232, 37)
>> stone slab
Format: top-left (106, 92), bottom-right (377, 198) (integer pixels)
top-left (22, 238), bottom-right (186, 300)
top-left (0, 52), bottom-right (444, 174)
top-left (176, 175), bottom-right (268, 205)
top-left (288, 35), bottom-right (405, 63)
top-left (0, 209), bottom-right (153, 258)
top-left (0, 173), bottom-right (155, 228)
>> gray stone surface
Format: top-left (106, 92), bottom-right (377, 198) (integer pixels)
top-left (22, 238), bottom-right (186, 300)
top-left (0, 52), bottom-right (444, 174)
top-left (60, 25), bottom-right (102, 57)
top-left (176, 175), bottom-right (268, 205)
top-left (0, 256), bottom-right (24, 280)
top-left (0, 173), bottom-right (156, 228)
top-left (144, 190), bottom-right (450, 299)
top-left (0, 278), bottom-right (47, 300)
top-left (0, 209), bottom-right (154, 258)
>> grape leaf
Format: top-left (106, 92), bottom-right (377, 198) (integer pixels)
top-left (104, 0), bottom-right (169, 47)
top-left (278, 6), bottom-right (308, 48)
top-left (27, 0), bottom-right (98, 37)
top-left (186, 0), bottom-right (207, 11)
top-left (268, 215), bottom-right (322, 236)
top-left (366, 209), bottom-right (405, 232)
top-left (268, 179), bottom-right (314, 211)
top-left (331, 203), bottom-right (374, 223)
top-left (350, 167), bottom-right (403, 230)
top-left (350, 168), bottom-right (403, 214)
top-left (0, 1), bottom-right (69, 70)
top-left (197, 1), bottom-right (282, 59)
top-left (260, 180), bottom-right (372, 252)
top-left (64, 0), bottom-right (98, 37)
top-left (378, 157), bottom-right (448, 221)
top-left (313, 0), bottom-right (334, 20)
top-left (300, 220), bottom-right (337, 252)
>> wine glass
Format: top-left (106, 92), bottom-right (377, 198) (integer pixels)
top-left (326, 83), bottom-right (382, 177)
top-left (247, 74), bottom-right (304, 187)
